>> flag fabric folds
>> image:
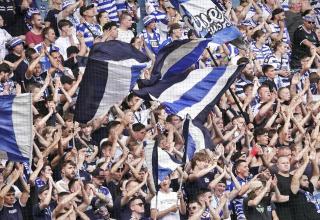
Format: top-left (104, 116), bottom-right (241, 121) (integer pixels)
top-left (74, 41), bottom-right (150, 123)
top-left (153, 39), bottom-right (214, 79)
top-left (182, 115), bottom-right (213, 162)
top-left (169, 0), bottom-right (242, 42)
top-left (152, 141), bottom-right (181, 184)
top-left (0, 94), bottom-right (33, 162)
top-left (135, 65), bottom-right (243, 123)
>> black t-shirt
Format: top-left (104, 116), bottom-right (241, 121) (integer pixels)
top-left (113, 196), bottom-right (132, 220)
top-left (274, 173), bottom-right (293, 220)
top-left (0, 0), bottom-right (15, 34)
top-left (243, 196), bottom-right (272, 220)
top-left (0, 201), bottom-right (24, 220)
top-left (290, 190), bottom-right (320, 220)
top-left (45, 9), bottom-right (60, 37)
top-left (291, 26), bottom-right (320, 68)
top-left (185, 171), bottom-right (216, 198)
top-left (32, 203), bottom-right (53, 220)
top-left (5, 53), bottom-right (21, 63)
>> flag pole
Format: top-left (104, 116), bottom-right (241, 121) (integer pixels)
top-left (206, 48), bottom-right (219, 67)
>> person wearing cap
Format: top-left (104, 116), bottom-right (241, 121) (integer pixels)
top-left (77, 3), bottom-right (102, 48)
top-left (158, 23), bottom-right (182, 50)
top-left (151, 0), bottom-right (169, 42)
top-left (25, 13), bottom-right (44, 48)
top-left (291, 14), bottom-right (320, 69)
top-left (269, 8), bottom-right (291, 48)
top-left (4, 37), bottom-right (25, 68)
top-left (141, 15), bottom-right (161, 55)
top-left (116, 12), bottom-right (135, 43)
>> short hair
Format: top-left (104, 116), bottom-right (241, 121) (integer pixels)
top-left (262, 64), bottom-right (274, 74)
top-left (38, 185), bottom-right (49, 194)
top-left (58, 191), bottom-right (70, 198)
top-left (166, 114), bottom-right (182, 123)
top-left (120, 12), bottom-right (131, 22)
top-left (58, 19), bottom-right (73, 30)
top-left (243, 83), bottom-right (253, 93)
top-left (31, 13), bottom-right (41, 21)
top-left (191, 152), bottom-right (209, 169)
top-left (101, 140), bottom-right (113, 150)
top-left (251, 30), bottom-right (265, 41)
top-left (42, 27), bottom-right (54, 39)
top-left (62, 160), bottom-right (76, 168)
top-left (103, 21), bottom-right (117, 31)
top-left (132, 123), bottom-right (146, 132)
top-left (237, 57), bottom-right (250, 65)
top-left (66, 46), bottom-right (79, 58)
top-left (234, 159), bottom-right (247, 173)
top-left (0, 63), bottom-right (11, 73)
top-left (25, 47), bottom-right (37, 61)
top-left (258, 84), bottom-right (270, 94)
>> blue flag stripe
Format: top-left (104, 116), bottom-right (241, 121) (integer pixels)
top-left (162, 67), bottom-right (227, 114)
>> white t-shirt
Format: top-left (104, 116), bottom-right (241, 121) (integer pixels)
top-left (55, 35), bottom-right (79, 60)
top-left (150, 190), bottom-right (180, 220)
top-left (0, 28), bottom-right (12, 60)
top-left (116, 28), bottom-right (135, 43)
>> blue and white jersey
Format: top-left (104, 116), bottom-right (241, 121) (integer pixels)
top-left (302, 190), bottom-right (320, 213)
top-left (116, 0), bottom-right (126, 12)
top-left (141, 28), bottom-right (161, 54)
top-left (229, 176), bottom-right (249, 220)
top-left (236, 75), bottom-right (253, 98)
top-left (76, 22), bottom-right (102, 48)
top-left (250, 42), bottom-right (272, 65)
top-left (280, 0), bottom-right (289, 11)
top-left (264, 54), bottom-right (290, 72)
top-left (258, 3), bottom-right (273, 20)
top-left (296, 70), bottom-right (310, 93)
top-left (313, 3), bottom-right (320, 28)
top-left (96, 0), bottom-right (119, 22)
top-left (34, 43), bottom-right (61, 72)
top-left (227, 43), bottom-right (239, 60)
top-left (269, 22), bottom-right (291, 46)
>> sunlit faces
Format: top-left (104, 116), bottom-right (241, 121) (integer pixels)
top-left (277, 156), bottom-right (291, 173)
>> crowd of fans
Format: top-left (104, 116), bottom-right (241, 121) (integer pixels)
top-left (0, 0), bottom-right (320, 219)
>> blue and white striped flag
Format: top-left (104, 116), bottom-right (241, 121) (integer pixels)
top-left (182, 115), bottom-right (213, 162)
top-left (156, 147), bottom-right (181, 183)
top-left (0, 94), bottom-right (33, 162)
top-left (135, 65), bottom-right (243, 123)
top-left (74, 41), bottom-right (150, 123)
top-left (153, 39), bottom-right (213, 79)
top-left (170, 0), bottom-right (242, 41)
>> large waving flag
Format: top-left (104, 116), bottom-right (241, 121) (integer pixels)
top-left (74, 41), bottom-right (150, 123)
top-left (0, 94), bottom-right (33, 162)
top-left (170, 0), bottom-right (242, 42)
top-left (152, 142), bottom-right (182, 184)
top-left (135, 64), bottom-right (244, 123)
top-left (152, 39), bottom-right (213, 80)
top-left (182, 115), bottom-right (213, 162)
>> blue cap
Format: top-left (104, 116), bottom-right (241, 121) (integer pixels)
top-left (62, 0), bottom-right (75, 10)
top-left (7, 37), bottom-right (24, 50)
top-left (143, 15), bottom-right (156, 26)
top-left (26, 7), bottom-right (40, 19)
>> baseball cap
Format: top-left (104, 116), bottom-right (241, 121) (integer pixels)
top-left (62, 0), bottom-right (75, 10)
top-left (80, 3), bottom-right (96, 16)
top-left (302, 15), bottom-right (315, 22)
top-left (143, 15), bottom-right (156, 26)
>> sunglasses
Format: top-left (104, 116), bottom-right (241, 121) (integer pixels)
top-left (307, 21), bottom-right (316, 24)
top-left (135, 202), bottom-right (144, 207)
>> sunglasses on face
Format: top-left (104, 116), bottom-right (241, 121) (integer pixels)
top-left (307, 21), bottom-right (316, 24)
top-left (135, 202), bottom-right (144, 207)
